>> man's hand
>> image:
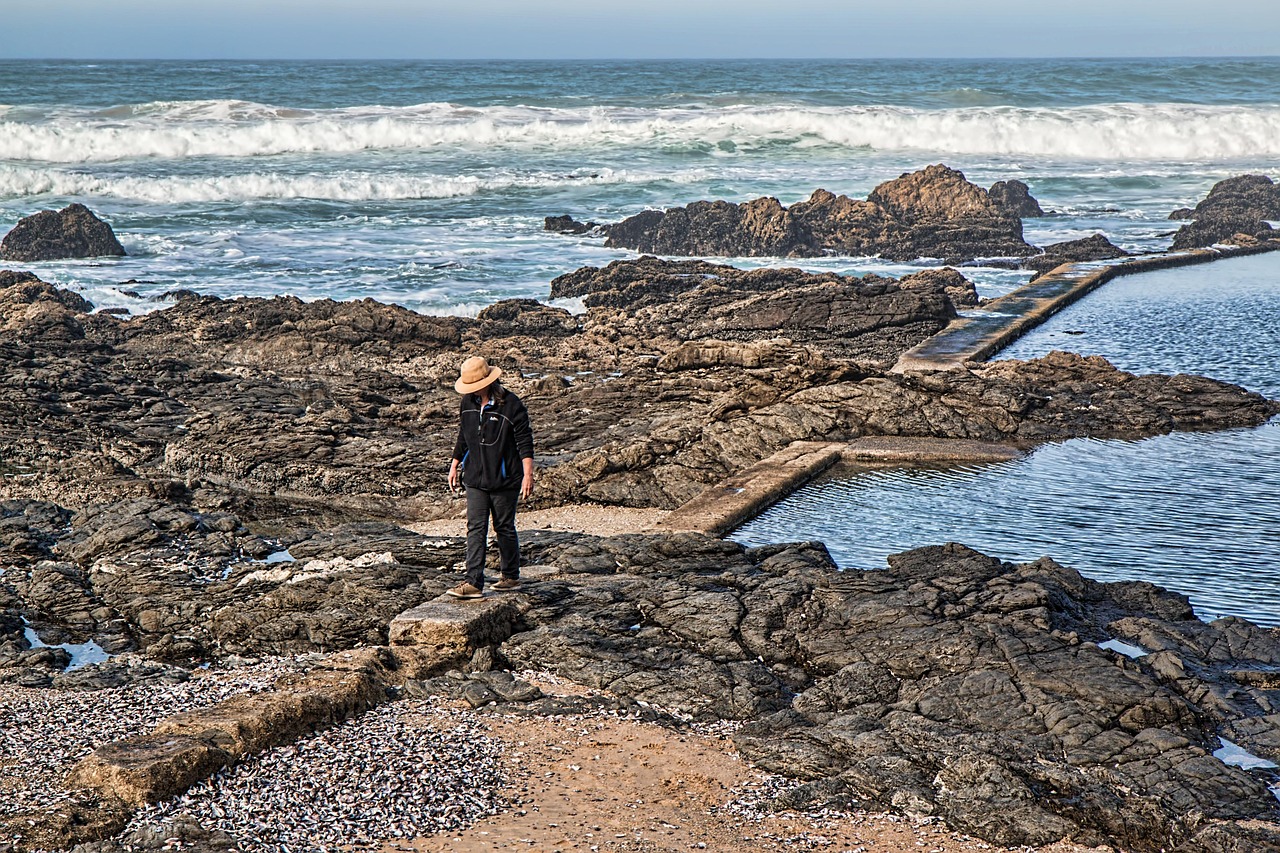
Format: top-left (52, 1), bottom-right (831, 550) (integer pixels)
top-left (448, 460), bottom-right (460, 493)
top-left (521, 457), bottom-right (535, 500)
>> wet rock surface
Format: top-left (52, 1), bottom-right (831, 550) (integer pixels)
top-left (1020, 233), bottom-right (1131, 280)
top-left (0, 203), bottom-right (127, 262)
top-left (600, 165), bottom-right (1039, 262)
top-left (1171, 174), bottom-right (1280, 250)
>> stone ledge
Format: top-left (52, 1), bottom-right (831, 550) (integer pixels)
top-left (841, 435), bottom-right (1023, 464)
top-left (653, 441), bottom-right (845, 537)
top-left (892, 241), bottom-right (1280, 374)
top-left (66, 734), bottom-right (231, 808)
top-left (389, 594), bottom-right (520, 655)
top-left (61, 646), bottom-right (402, 831)
top-left (655, 437), bottom-right (1024, 538)
top-left (152, 665), bottom-right (385, 759)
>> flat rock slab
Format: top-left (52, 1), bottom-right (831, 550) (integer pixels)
top-left (154, 665), bottom-right (384, 758)
top-left (64, 648), bottom-right (392, 813)
top-left (66, 734), bottom-right (230, 807)
top-left (389, 594), bottom-right (521, 661)
top-left (654, 441), bottom-right (845, 537)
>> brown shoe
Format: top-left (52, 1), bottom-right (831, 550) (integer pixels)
top-left (445, 582), bottom-right (484, 600)
top-left (492, 577), bottom-right (522, 591)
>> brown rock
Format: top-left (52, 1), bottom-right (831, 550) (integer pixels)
top-left (603, 165), bottom-right (1037, 263)
top-left (66, 735), bottom-right (230, 807)
top-left (897, 266), bottom-right (980, 308)
top-left (388, 595), bottom-right (521, 673)
top-left (1, 203), bottom-right (126, 262)
top-left (1170, 174), bottom-right (1280, 249)
top-left (988, 179), bottom-right (1045, 218)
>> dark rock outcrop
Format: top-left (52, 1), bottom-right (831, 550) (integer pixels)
top-left (988, 179), bottom-right (1045, 218)
top-left (602, 165), bottom-right (1039, 263)
top-left (6, 500), bottom-right (1280, 850)
top-left (1173, 216), bottom-right (1276, 251)
top-left (1, 204), bottom-right (127, 262)
top-left (1170, 175), bottom-right (1280, 250)
top-left (544, 214), bottom-right (604, 235)
top-left (1, 265), bottom-right (1275, 519)
top-left (896, 266), bottom-right (979, 308)
top-left (549, 257), bottom-right (959, 353)
top-left (498, 535), bottom-right (1280, 852)
top-left (1171, 174), bottom-right (1280, 222)
top-left (0, 269), bottom-right (95, 340)
top-left (1020, 233), bottom-right (1130, 280)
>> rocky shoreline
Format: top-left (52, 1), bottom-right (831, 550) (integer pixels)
top-left (3, 169), bottom-right (1280, 852)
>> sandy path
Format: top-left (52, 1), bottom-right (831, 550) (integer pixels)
top-left (408, 702), bottom-right (1102, 853)
top-left (409, 503), bottom-right (668, 538)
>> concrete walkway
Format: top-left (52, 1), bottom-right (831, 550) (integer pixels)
top-left (661, 241), bottom-right (1280, 536)
top-left (656, 436), bottom-right (1021, 537)
top-left (892, 242), bottom-right (1280, 373)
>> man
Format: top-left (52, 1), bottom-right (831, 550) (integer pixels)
top-left (446, 355), bottom-right (535, 599)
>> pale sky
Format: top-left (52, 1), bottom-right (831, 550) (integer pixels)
top-left (4, 0), bottom-right (1279, 59)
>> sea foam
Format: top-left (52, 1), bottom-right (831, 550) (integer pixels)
top-left (0, 165), bottom-right (707, 203)
top-left (3, 101), bottom-right (1280, 164)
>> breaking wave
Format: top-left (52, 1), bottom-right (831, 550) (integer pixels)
top-left (0, 165), bottom-right (705, 203)
top-left (4, 100), bottom-right (1280, 164)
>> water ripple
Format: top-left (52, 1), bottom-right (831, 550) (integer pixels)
top-left (737, 253), bottom-right (1280, 627)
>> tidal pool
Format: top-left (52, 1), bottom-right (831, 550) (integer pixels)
top-left (733, 252), bottom-right (1280, 626)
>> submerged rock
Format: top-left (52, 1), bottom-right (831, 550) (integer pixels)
top-left (1, 203), bottom-right (127, 262)
top-left (544, 214), bottom-right (605, 235)
top-left (601, 165), bottom-right (1039, 263)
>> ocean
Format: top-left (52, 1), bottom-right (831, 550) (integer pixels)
top-left (3, 58), bottom-right (1280, 312)
top-left (3, 58), bottom-right (1279, 624)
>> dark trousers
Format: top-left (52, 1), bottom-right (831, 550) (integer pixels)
top-left (464, 487), bottom-right (520, 590)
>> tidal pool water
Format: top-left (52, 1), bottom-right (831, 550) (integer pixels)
top-left (733, 252), bottom-right (1280, 626)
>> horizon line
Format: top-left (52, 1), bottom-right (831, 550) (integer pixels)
top-left (4, 54), bottom-right (1280, 63)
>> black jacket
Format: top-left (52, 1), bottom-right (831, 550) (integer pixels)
top-left (452, 387), bottom-right (534, 491)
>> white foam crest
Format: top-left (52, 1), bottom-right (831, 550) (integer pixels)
top-left (0, 165), bottom-right (701, 203)
top-left (4, 102), bottom-right (1280, 164)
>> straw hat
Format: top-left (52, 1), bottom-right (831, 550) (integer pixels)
top-left (454, 355), bottom-right (502, 394)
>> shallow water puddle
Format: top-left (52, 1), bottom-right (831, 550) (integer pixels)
top-left (1213, 737), bottom-right (1279, 771)
top-left (1098, 639), bottom-right (1148, 659)
top-left (22, 617), bottom-right (112, 671)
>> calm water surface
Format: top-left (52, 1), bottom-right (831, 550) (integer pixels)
top-left (734, 253), bottom-right (1280, 626)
